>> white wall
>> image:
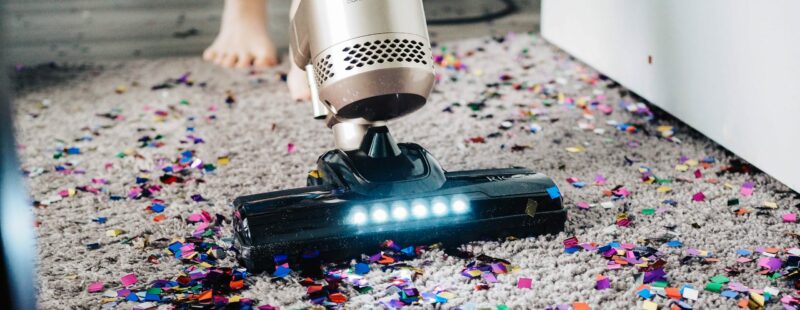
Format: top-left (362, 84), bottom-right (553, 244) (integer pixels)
top-left (542, 0), bottom-right (800, 192)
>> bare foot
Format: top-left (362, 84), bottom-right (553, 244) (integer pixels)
top-left (287, 61), bottom-right (311, 101)
top-left (203, 0), bottom-right (277, 68)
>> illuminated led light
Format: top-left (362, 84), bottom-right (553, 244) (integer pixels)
top-left (391, 202), bottom-right (409, 221)
top-left (451, 196), bottom-right (469, 214)
top-left (371, 204), bottom-right (389, 223)
top-left (350, 206), bottom-right (368, 225)
top-left (432, 198), bottom-right (448, 217)
top-left (411, 200), bottom-right (428, 219)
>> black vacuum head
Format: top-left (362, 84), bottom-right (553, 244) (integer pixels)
top-left (232, 167), bottom-right (565, 273)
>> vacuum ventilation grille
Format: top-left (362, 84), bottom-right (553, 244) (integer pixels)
top-left (314, 37), bottom-right (431, 85)
top-left (341, 39), bottom-right (429, 70)
top-left (314, 55), bottom-right (334, 84)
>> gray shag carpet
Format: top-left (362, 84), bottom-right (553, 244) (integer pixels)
top-left (12, 33), bottom-right (800, 309)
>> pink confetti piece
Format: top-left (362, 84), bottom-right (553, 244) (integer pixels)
top-left (612, 188), bottom-right (630, 198)
top-left (482, 272), bottom-right (498, 283)
top-left (740, 187), bottom-right (753, 197)
top-left (287, 143), bottom-right (296, 154)
top-left (597, 104), bottom-right (613, 115)
top-left (594, 175), bottom-right (606, 185)
top-left (87, 281), bottom-right (104, 293)
top-left (517, 277), bottom-right (532, 289)
top-left (784, 213), bottom-right (797, 223)
top-left (576, 202), bottom-right (590, 210)
top-left (693, 169), bottom-right (702, 178)
top-left (757, 257), bottom-right (782, 272)
top-left (120, 273), bottom-right (137, 287)
top-left (692, 191), bottom-right (705, 202)
top-left (736, 257), bottom-right (752, 263)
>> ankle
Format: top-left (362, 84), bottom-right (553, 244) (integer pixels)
top-left (224, 0), bottom-right (267, 18)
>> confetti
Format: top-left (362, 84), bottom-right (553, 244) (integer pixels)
top-left (517, 277), bottom-right (532, 289)
top-left (120, 273), bottom-right (137, 287)
top-left (87, 281), bottom-right (104, 293)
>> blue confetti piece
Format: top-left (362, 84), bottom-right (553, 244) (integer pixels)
top-left (638, 288), bottom-right (653, 299)
top-left (401, 246), bottom-right (415, 257)
top-left (93, 217), bottom-right (107, 224)
top-left (736, 249), bottom-right (751, 256)
top-left (662, 199), bottom-right (678, 206)
top-left (564, 247), bottom-right (580, 254)
top-left (666, 240), bottom-right (683, 248)
top-left (168, 241), bottom-right (183, 253)
top-left (354, 263), bottom-right (370, 275)
top-left (273, 266), bottom-right (291, 278)
top-left (721, 290), bottom-right (738, 299)
top-left (546, 186), bottom-right (560, 199)
top-left (571, 182), bottom-right (586, 188)
top-left (144, 294), bottom-right (161, 301)
top-left (150, 203), bottom-right (165, 213)
top-left (67, 147), bottom-right (80, 155)
top-left (126, 293), bottom-right (139, 302)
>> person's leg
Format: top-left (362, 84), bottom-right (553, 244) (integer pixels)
top-left (286, 0), bottom-right (311, 100)
top-left (203, 0), bottom-right (277, 68)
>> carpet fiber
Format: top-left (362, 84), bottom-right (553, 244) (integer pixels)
top-left (12, 34), bottom-right (799, 309)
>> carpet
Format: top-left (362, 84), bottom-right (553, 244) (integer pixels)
top-left (12, 33), bottom-right (800, 309)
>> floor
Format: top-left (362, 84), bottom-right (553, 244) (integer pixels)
top-left (12, 32), bottom-right (800, 309)
top-left (3, 0), bottom-right (539, 64)
top-left (7, 1), bottom-right (800, 309)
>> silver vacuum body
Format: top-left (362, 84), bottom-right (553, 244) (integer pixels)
top-left (290, 0), bottom-right (435, 131)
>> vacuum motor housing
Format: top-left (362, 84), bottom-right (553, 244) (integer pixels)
top-left (290, 0), bottom-right (435, 122)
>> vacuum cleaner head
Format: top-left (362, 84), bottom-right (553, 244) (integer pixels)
top-left (231, 0), bottom-right (567, 274)
top-left (232, 157), bottom-right (565, 273)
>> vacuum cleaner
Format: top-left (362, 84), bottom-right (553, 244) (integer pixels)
top-left (232, 0), bottom-right (566, 273)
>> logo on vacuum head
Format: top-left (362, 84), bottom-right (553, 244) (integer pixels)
top-left (486, 175), bottom-right (509, 182)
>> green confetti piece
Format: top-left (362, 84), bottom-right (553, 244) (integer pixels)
top-left (180, 99), bottom-right (189, 105)
top-left (710, 275), bottom-right (730, 284)
top-left (497, 305), bottom-right (509, 310)
top-left (656, 178), bottom-right (673, 184)
top-left (768, 272), bottom-right (781, 280)
top-left (652, 280), bottom-right (669, 288)
top-left (116, 152), bottom-right (127, 158)
top-left (642, 209), bottom-right (656, 215)
top-left (728, 198), bottom-right (740, 206)
top-left (147, 287), bottom-right (162, 295)
top-left (356, 286), bottom-right (373, 294)
top-left (705, 282), bottom-right (722, 293)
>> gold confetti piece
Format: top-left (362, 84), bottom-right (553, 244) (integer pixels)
top-left (685, 159), bottom-right (698, 167)
top-left (724, 183), bottom-right (734, 189)
top-left (763, 201), bottom-right (778, 209)
top-left (437, 292), bottom-right (456, 300)
top-left (217, 156), bottom-right (230, 166)
top-left (657, 186), bottom-right (672, 193)
top-left (642, 300), bottom-right (658, 310)
top-left (115, 85), bottom-right (127, 94)
top-left (566, 146), bottom-right (584, 153)
top-left (229, 296), bottom-right (241, 303)
top-left (106, 229), bottom-right (125, 237)
top-left (656, 125), bottom-right (673, 132)
top-left (675, 164), bottom-right (689, 172)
